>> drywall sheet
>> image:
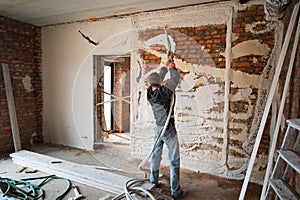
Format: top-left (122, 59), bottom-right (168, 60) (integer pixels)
top-left (10, 150), bottom-right (130, 194)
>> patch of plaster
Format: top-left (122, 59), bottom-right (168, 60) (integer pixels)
top-left (136, 60), bottom-right (142, 83)
top-left (253, 57), bottom-right (258, 64)
top-left (168, 59), bottom-right (259, 148)
top-left (132, 5), bottom-right (231, 30)
top-left (175, 59), bottom-right (203, 73)
top-left (231, 88), bottom-right (252, 101)
top-left (178, 84), bottom-right (220, 115)
top-left (175, 60), bottom-right (261, 89)
top-left (230, 88), bottom-right (254, 121)
top-left (232, 33), bottom-right (239, 41)
top-left (180, 70), bottom-right (202, 91)
top-left (251, 153), bottom-right (268, 183)
top-left (182, 148), bottom-right (223, 161)
top-left (225, 158), bottom-right (248, 179)
top-left (22, 75), bottom-right (33, 92)
top-left (231, 39), bottom-right (269, 59)
top-left (245, 21), bottom-right (275, 35)
top-left (229, 123), bottom-right (249, 141)
top-left (231, 70), bottom-right (261, 88)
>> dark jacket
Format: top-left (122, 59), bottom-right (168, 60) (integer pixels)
top-left (147, 67), bottom-right (180, 126)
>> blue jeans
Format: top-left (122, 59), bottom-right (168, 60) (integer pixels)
top-left (150, 125), bottom-right (182, 196)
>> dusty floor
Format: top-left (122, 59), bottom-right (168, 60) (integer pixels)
top-left (0, 143), bottom-right (262, 200)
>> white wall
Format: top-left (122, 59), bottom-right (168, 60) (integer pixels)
top-left (42, 17), bottom-right (134, 150)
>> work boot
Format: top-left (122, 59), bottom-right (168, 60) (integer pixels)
top-left (150, 181), bottom-right (161, 188)
top-left (172, 190), bottom-right (188, 199)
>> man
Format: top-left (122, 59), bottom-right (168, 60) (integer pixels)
top-left (147, 61), bottom-right (188, 198)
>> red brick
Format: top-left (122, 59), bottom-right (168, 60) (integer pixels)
top-left (0, 16), bottom-right (42, 154)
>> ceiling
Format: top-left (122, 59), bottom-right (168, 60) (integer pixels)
top-left (0, 0), bottom-right (217, 26)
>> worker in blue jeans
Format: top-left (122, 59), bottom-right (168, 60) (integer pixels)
top-left (147, 61), bottom-right (188, 198)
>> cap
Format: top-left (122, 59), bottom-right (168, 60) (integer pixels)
top-left (148, 72), bottom-right (161, 85)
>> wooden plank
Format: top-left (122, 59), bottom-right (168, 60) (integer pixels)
top-left (260, 13), bottom-right (300, 199)
top-left (10, 150), bottom-right (131, 194)
top-left (1, 63), bottom-right (21, 151)
top-left (239, 2), bottom-right (300, 199)
top-left (269, 179), bottom-right (299, 200)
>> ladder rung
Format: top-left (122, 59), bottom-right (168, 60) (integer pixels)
top-left (287, 119), bottom-right (300, 131)
top-left (269, 179), bottom-right (299, 200)
top-left (278, 150), bottom-right (300, 174)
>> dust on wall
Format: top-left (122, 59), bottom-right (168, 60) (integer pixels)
top-left (130, 1), bottom-right (282, 181)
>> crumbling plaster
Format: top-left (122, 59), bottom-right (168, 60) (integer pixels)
top-left (131, 0), bottom-right (281, 181)
top-left (22, 75), bottom-right (33, 92)
top-left (41, 0), bottom-right (282, 181)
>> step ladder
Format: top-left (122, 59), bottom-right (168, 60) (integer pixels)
top-left (264, 119), bottom-right (300, 200)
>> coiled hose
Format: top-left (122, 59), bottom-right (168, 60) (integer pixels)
top-left (0, 175), bottom-right (71, 200)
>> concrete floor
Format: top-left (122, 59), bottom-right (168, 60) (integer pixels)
top-left (0, 143), bottom-right (262, 199)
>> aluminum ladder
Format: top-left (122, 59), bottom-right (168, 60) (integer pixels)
top-left (264, 119), bottom-right (300, 200)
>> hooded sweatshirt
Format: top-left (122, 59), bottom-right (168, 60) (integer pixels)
top-left (147, 67), bottom-right (180, 126)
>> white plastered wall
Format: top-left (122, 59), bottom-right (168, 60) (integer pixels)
top-left (42, 17), bottom-right (135, 150)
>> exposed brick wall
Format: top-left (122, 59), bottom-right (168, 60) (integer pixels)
top-left (0, 16), bottom-right (42, 154)
top-left (113, 58), bottom-right (130, 132)
top-left (231, 4), bottom-right (275, 156)
top-left (122, 57), bottom-right (131, 132)
top-left (95, 55), bottom-right (104, 141)
top-left (139, 24), bottom-right (226, 69)
top-left (232, 5), bottom-right (273, 75)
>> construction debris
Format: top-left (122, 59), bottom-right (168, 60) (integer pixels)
top-left (24, 168), bottom-right (38, 173)
top-left (15, 167), bottom-right (26, 173)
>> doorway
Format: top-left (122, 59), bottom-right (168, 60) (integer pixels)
top-left (94, 55), bottom-right (131, 145)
